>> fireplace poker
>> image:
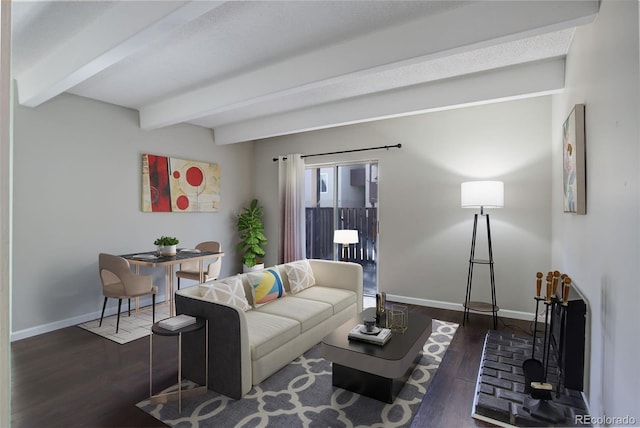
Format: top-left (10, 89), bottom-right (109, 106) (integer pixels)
top-left (540, 272), bottom-right (552, 375)
top-left (554, 276), bottom-right (572, 394)
top-left (543, 271), bottom-right (561, 380)
top-left (523, 271), bottom-right (566, 423)
top-left (522, 272), bottom-right (545, 392)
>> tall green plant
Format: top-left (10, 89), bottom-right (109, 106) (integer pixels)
top-left (236, 199), bottom-right (267, 268)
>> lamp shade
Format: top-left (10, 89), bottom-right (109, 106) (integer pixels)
top-left (333, 229), bottom-right (359, 245)
top-left (461, 181), bottom-right (504, 208)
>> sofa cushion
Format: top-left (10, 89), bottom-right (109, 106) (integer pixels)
top-left (284, 259), bottom-right (315, 294)
top-left (247, 268), bottom-right (287, 308)
top-left (244, 311), bottom-right (300, 360)
top-left (293, 286), bottom-right (356, 314)
top-left (199, 275), bottom-right (251, 312)
top-left (255, 296), bottom-right (332, 333)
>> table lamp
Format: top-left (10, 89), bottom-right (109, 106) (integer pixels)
top-left (334, 229), bottom-right (359, 261)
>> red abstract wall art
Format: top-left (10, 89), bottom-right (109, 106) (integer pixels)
top-left (142, 154), bottom-right (220, 212)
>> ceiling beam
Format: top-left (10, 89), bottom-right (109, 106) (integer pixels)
top-left (212, 58), bottom-right (565, 145)
top-left (16, 1), bottom-right (224, 107)
top-left (187, 29), bottom-right (574, 129)
top-left (139, 0), bottom-right (598, 130)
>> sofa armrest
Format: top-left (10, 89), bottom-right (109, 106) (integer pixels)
top-left (308, 259), bottom-right (363, 313)
top-left (175, 290), bottom-right (252, 399)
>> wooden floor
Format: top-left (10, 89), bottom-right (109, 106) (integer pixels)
top-left (11, 305), bottom-right (533, 428)
top-left (410, 306), bottom-right (532, 428)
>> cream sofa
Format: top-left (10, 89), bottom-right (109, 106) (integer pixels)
top-left (174, 259), bottom-right (363, 399)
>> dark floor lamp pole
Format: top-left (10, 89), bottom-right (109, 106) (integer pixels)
top-left (461, 181), bottom-right (503, 329)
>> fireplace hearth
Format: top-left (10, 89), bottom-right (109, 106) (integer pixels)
top-left (473, 275), bottom-right (589, 426)
top-left (472, 331), bottom-right (589, 426)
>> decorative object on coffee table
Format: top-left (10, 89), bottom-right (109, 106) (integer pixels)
top-left (348, 322), bottom-right (392, 346)
top-left (389, 304), bottom-right (408, 333)
top-left (363, 316), bottom-right (377, 332)
top-left (461, 180), bottom-right (503, 329)
top-left (376, 292), bottom-right (387, 327)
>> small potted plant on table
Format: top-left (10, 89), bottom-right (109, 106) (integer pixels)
top-left (237, 199), bottom-right (267, 272)
top-left (154, 236), bottom-right (179, 256)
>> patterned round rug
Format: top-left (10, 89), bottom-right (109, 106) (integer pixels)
top-left (137, 319), bottom-right (458, 427)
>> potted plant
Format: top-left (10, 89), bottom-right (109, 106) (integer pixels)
top-left (154, 236), bottom-right (179, 256)
top-left (236, 199), bottom-right (267, 272)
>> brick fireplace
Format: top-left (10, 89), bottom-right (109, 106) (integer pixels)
top-left (472, 283), bottom-right (589, 426)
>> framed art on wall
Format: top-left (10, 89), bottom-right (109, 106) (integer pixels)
top-left (562, 104), bottom-right (586, 215)
top-left (141, 154), bottom-right (220, 212)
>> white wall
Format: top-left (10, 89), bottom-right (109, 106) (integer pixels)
top-left (551, 0), bottom-right (639, 420)
top-left (254, 96), bottom-right (552, 317)
top-left (11, 93), bottom-right (253, 339)
top-left (0, 2), bottom-right (11, 425)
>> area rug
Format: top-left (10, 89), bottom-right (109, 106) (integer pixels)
top-left (137, 319), bottom-right (458, 428)
top-left (78, 303), bottom-right (170, 344)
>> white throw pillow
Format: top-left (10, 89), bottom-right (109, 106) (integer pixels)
top-left (200, 275), bottom-right (251, 312)
top-left (284, 259), bottom-right (316, 294)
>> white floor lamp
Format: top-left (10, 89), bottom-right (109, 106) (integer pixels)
top-left (461, 181), bottom-right (504, 329)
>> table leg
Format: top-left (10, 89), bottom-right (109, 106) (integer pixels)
top-left (149, 332), bottom-right (153, 397)
top-left (169, 265), bottom-right (175, 316)
top-left (135, 265), bottom-right (140, 313)
top-left (205, 321), bottom-right (208, 389)
top-left (164, 265), bottom-right (175, 317)
top-left (178, 332), bottom-right (182, 413)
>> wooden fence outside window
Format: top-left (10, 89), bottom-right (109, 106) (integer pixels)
top-left (305, 207), bottom-right (377, 264)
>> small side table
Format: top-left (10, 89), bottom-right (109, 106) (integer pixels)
top-left (149, 318), bottom-right (208, 413)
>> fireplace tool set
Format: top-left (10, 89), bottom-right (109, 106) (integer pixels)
top-left (522, 270), bottom-right (572, 422)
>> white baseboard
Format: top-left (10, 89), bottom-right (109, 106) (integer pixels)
top-left (385, 294), bottom-right (537, 322)
top-left (11, 311), bottom-right (103, 342)
top-left (11, 298), bottom-right (156, 342)
top-left (12, 294), bottom-right (537, 341)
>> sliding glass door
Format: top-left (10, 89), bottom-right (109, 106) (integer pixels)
top-left (305, 162), bottom-right (378, 296)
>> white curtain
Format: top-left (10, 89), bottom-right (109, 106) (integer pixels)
top-left (278, 154), bottom-right (306, 263)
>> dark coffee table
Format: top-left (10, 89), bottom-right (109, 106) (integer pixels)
top-left (321, 307), bottom-right (432, 403)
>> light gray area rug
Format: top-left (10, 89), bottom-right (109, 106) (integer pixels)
top-left (78, 304), bottom-right (170, 344)
top-left (137, 319), bottom-right (458, 428)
